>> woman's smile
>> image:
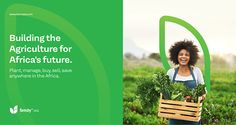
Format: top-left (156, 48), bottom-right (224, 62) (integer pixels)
top-left (178, 49), bottom-right (190, 66)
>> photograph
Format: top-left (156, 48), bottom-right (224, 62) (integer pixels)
top-left (123, 0), bottom-right (236, 124)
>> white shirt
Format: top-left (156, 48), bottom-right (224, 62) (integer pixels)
top-left (167, 66), bottom-right (204, 85)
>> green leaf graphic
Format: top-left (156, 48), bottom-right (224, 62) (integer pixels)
top-left (159, 16), bottom-right (211, 92)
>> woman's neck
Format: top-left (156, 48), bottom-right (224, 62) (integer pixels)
top-left (178, 65), bottom-right (191, 76)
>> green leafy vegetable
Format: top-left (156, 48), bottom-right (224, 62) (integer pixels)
top-left (171, 82), bottom-right (186, 101)
top-left (136, 77), bottom-right (160, 111)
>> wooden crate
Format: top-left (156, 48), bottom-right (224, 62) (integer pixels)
top-left (158, 93), bottom-right (202, 122)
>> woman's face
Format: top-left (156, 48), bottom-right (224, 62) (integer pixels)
top-left (178, 49), bottom-right (190, 66)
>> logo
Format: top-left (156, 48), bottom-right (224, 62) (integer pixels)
top-left (10, 105), bottom-right (18, 114)
top-left (9, 105), bottom-right (39, 115)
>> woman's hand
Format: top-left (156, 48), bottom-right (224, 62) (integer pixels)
top-left (199, 94), bottom-right (206, 102)
top-left (184, 96), bottom-right (192, 102)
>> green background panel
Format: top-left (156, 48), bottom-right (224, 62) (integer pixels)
top-left (0, 0), bottom-right (122, 124)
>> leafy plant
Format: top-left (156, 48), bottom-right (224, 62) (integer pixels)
top-left (193, 84), bottom-right (206, 102)
top-left (152, 72), bottom-right (172, 100)
top-left (136, 77), bottom-right (160, 111)
top-left (171, 82), bottom-right (186, 101)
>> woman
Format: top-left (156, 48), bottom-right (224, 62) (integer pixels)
top-left (167, 40), bottom-right (206, 125)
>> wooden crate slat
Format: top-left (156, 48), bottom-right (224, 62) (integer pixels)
top-left (158, 113), bottom-right (200, 122)
top-left (159, 108), bottom-right (197, 116)
top-left (160, 103), bottom-right (198, 111)
top-left (160, 99), bottom-right (199, 107)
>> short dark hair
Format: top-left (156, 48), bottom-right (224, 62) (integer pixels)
top-left (169, 40), bottom-right (199, 66)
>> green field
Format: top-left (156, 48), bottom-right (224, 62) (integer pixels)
top-left (123, 66), bottom-right (236, 125)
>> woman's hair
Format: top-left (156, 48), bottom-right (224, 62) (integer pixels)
top-left (169, 40), bottom-right (199, 66)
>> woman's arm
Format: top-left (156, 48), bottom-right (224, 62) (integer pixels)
top-left (166, 68), bottom-right (175, 81)
top-left (195, 67), bottom-right (204, 85)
